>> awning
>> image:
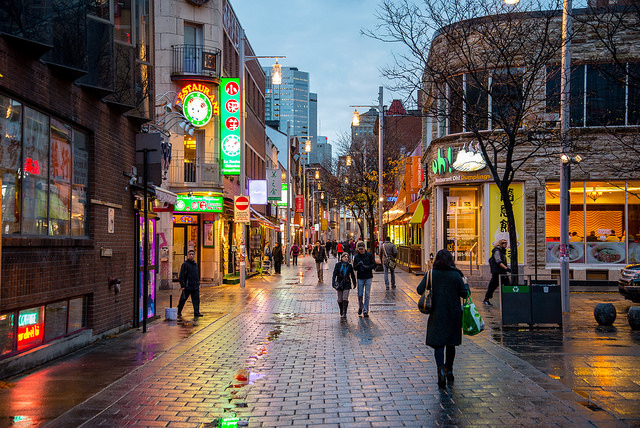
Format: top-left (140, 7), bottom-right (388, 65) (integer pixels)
top-left (251, 207), bottom-right (277, 229)
top-left (410, 198), bottom-right (424, 224)
top-left (153, 186), bottom-right (178, 205)
top-left (389, 212), bottom-right (412, 225)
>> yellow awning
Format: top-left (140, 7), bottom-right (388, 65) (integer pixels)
top-left (409, 198), bottom-right (424, 224)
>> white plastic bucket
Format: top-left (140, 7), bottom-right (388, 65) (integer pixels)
top-left (165, 307), bottom-right (178, 321)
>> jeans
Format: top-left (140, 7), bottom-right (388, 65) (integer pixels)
top-left (316, 262), bottom-right (324, 281)
top-left (383, 264), bottom-right (395, 288)
top-left (357, 278), bottom-right (372, 313)
top-left (336, 289), bottom-right (350, 303)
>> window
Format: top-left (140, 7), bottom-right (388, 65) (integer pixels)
top-left (449, 75), bottom-right (463, 134)
top-left (114, 0), bottom-right (132, 44)
top-left (1, 97), bottom-right (89, 237)
top-left (44, 301), bottom-right (68, 341)
top-left (629, 63), bottom-right (640, 125)
top-left (0, 314), bottom-right (14, 355)
top-left (586, 63), bottom-right (625, 126)
top-left (627, 182), bottom-right (640, 263)
top-left (465, 71), bottom-right (488, 132)
top-left (491, 68), bottom-right (523, 130)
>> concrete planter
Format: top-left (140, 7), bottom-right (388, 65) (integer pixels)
top-left (628, 307), bottom-right (640, 330)
top-left (594, 303), bottom-right (616, 326)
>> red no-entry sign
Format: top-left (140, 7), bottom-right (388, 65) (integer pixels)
top-left (234, 196), bottom-right (250, 223)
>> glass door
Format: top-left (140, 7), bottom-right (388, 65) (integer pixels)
top-left (443, 186), bottom-right (483, 265)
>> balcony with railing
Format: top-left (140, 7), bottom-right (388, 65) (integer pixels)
top-left (167, 152), bottom-right (222, 189)
top-left (171, 45), bottom-right (221, 81)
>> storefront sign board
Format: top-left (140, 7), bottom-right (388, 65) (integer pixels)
top-left (266, 168), bottom-right (282, 201)
top-left (296, 195), bottom-right (303, 213)
top-left (249, 180), bottom-right (267, 205)
top-left (277, 183), bottom-right (288, 207)
top-left (175, 195), bottom-right (223, 213)
top-left (220, 78), bottom-right (241, 175)
top-left (489, 183), bottom-right (524, 264)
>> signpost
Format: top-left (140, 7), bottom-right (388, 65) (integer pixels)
top-left (234, 195), bottom-right (250, 223)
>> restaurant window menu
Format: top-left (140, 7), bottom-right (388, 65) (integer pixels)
top-left (49, 118), bottom-right (72, 236)
top-left (627, 182), bottom-right (640, 263)
top-left (0, 313), bottom-right (15, 355)
top-left (17, 307), bottom-right (44, 351)
top-left (0, 95), bottom-right (22, 235)
top-left (545, 183), bottom-right (585, 264)
top-left (585, 181), bottom-right (626, 265)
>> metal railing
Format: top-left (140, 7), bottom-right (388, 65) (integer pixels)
top-left (167, 152), bottom-right (221, 188)
top-left (469, 242), bottom-right (478, 274)
top-left (171, 45), bottom-right (221, 78)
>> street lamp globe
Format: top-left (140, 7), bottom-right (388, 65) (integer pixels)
top-left (271, 59), bottom-right (282, 85)
top-left (352, 109), bottom-right (360, 126)
top-left (314, 170), bottom-right (319, 179)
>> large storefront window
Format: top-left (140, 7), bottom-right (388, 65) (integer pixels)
top-left (443, 186), bottom-right (483, 264)
top-left (546, 181), bottom-right (633, 265)
top-left (629, 182), bottom-right (640, 263)
top-left (0, 96), bottom-right (89, 237)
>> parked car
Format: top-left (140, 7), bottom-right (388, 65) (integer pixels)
top-left (618, 263), bottom-right (640, 303)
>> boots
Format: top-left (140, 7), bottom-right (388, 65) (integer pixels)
top-left (437, 366), bottom-right (446, 388)
top-left (446, 365), bottom-right (454, 384)
top-left (338, 301), bottom-right (343, 317)
top-left (342, 301), bottom-right (348, 318)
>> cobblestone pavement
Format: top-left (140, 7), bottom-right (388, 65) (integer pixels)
top-left (1, 255), bottom-right (638, 427)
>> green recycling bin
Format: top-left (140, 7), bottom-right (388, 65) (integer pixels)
top-left (501, 284), bottom-right (532, 326)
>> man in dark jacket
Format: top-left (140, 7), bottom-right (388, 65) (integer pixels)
top-left (483, 239), bottom-right (510, 305)
top-left (312, 240), bottom-right (328, 282)
top-left (380, 237), bottom-right (399, 289)
top-left (178, 249), bottom-right (202, 317)
top-left (353, 241), bottom-right (376, 317)
top-left (272, 242), bottom-right (283, 274)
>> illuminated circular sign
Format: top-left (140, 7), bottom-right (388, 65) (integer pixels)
top-left (222, 134), bottom-right (241, 157)
top-left (183, 91), bottom-right (213, 127)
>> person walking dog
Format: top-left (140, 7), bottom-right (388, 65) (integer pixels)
top-left (332, 252), bottom-right (357, 318)
top-left (177, 249), bottom-right (203, 318)
top-left (416, 249), bottom-right (469, 387)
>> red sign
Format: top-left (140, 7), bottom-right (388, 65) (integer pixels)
top-left (235, 196), bottom-right (249, 210)
top-left (225, 80), bottom-right (239, 96)
top-left (225, 99), bottom-right (240, 113)
top-left (225, 117), bottom-right (239, 131)
top-left (234, 195), bottom-right (250, 223)
top-left (17, 307), bottom-right (44, 351)
top-left (295, 195), bottom-right (303, 213)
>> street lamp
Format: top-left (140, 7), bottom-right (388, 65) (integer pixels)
top-left (506, 0), bottom-right (572, 311)
top-left (239, 30), bottom-right (284, 287)
top-left (350, 86), bottom-right (384, 250)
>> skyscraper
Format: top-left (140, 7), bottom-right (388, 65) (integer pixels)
top-left (264, 66), bottom-right (310, 138)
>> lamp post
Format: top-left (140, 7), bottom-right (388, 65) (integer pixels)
top-left (351, 86), bottom-right (384, 252)
top-left (239, 29), bottom-right (284, 287)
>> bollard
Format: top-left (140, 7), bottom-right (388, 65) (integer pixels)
top-left (628, 307), bottom-right (640, 330)
top-left (594, 303), bottom-right (616, 326)
top-left (170, 294), bottom-right (173, 308)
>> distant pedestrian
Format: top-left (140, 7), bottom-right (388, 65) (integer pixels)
top-left (336, 241), bottom-right (344, 259)
top-left (312, 240), bottom-right (328, 282)
top-left (484, 239), bottom-right (510, 305)
top-left (416, 249), bottom-right (469, 388)
top-left (272, 242), bottom-right (283, 274)
top-left (332, 252), bottom-right (357, 318)
top-left (325, 240), bottom-right (332, 258)
top-left (331, 239), bottom-right (338, 258)
top-left (177, 249), bottom-right (203, 318)
top-left (380, 236), bottom-right (399, 289)
top-left (353, 241), bottom-right (375, 317)
top-left (290, 242), bottom-right (300, 265)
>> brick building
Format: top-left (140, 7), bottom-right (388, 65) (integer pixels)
top-left (0, 2), bottom-right (153, 375)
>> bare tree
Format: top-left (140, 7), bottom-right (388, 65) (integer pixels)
top-left (366, 0), bottom-right (569, 276)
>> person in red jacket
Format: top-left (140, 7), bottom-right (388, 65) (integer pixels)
top-left (336, 241), bottom-right (344, 259)
top-left (290, 242), bottom-right (300, 265)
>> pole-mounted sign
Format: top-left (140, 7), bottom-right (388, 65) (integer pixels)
top-left (234, 195), bottom-right (250, 223)
top-left (221, 78), bottom-right (241, 175)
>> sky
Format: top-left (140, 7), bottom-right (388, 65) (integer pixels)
top-left (230, 0), bottom-right (402, 147)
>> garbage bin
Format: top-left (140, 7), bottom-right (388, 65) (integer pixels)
top-left (501, 284), bottom-right (532, 326)
top-left (530, 283), bottom-right (562, 325)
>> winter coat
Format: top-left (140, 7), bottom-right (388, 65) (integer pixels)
top-left (353, 251), bottom-right (375, 280)
top-left (290, 244), bottom-right (300, 256)
top-left (272, 244), bottom-right (284, 264)
top-left (179, 259), bottom-right (200, 290)
top-left (380, 241), bottom-right (399, 262)
top-left (332, 261), bottom-right (357, 290)
top-left (312, 245), bottom-right (327, 262)
top-left (416, 266), bottom-right (469, 347)
top-left (489, 246), bottom-right (508, 274)
top-left (336, 243), bottom-right (343, 253)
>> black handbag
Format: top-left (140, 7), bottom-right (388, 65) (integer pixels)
top-left (418, 270), bottom-right (432, 314)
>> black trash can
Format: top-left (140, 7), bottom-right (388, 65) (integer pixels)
top-left (530, 283), bottom-right (562, 325)
top-left (501, 284), bottom-right (532, 326)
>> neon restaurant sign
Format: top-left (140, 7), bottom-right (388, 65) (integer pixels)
top-left (177, 83), bottom-right (220, 127)
top-left (432, 143), bottom-right (487, 175)
top-left (220, 78), bottom-right (241, 175)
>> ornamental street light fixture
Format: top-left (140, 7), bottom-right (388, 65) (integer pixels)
top-left (350, 86), bottom-right (384, 250)
top-left (239, 29), bottom-right (284, 287)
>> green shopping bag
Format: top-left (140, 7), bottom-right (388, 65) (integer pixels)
top-left (462, 293), bottom-right (485, 336)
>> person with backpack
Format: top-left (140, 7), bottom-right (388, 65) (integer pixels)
top-left (290, 242), bottom-right (300, 266)
top-left (332, 252), bottom-right (357, 318)
top-left (380, 236), bottom-right (399, 289)
top-left (484, 239), bottom-right (510, 305)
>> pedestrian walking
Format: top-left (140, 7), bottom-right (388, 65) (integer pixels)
top-left (332, 252), bottom-right (357, 318)
top-left (331, 239), bottom-right (338, 258)
top-left (349, 238), bottom-right (356, 260)
top-left (325, 240), bottom-right (332, 258)
top-left (177, 249), bottom-right (203, 318)
top-left (353, 241), bottom-right (375, 317)
top-left (416, 249), bottom-right (469, 388)
top-left (483, 239), bottom-right (510, 305)
top-left (312, 240), bottom-right (328, 282)
top-left (290, 242), bottom-right (300, 265)
top-left (272, 242), bottom-right (283, 274)
top-left (336, 241), bottom-right (344, 259)
top-left (380, 236), bottom-right (399, 289)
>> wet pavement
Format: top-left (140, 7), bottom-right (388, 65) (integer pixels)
top-left (0, 255), bottom-right (638, 427)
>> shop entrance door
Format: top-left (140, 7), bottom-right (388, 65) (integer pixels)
top-left (172, 224), bottom-right (199, 280)
top-left (443, 186), bottom-right (484, 266)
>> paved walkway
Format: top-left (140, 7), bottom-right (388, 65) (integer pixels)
top-left (1, 255), bottom-right (638, 427)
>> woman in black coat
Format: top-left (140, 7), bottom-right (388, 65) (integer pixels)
top-left (417, 249), bottom-right (469, 387)
top-left (332, 252), bottom-right (356, 318)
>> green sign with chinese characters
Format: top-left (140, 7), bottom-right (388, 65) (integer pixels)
top-left (277, 183), bottom-right (288, 206)
top-left (175, 195), bottom-right (223, 213)
top-left (220, 78), bottom-right (241, 175)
